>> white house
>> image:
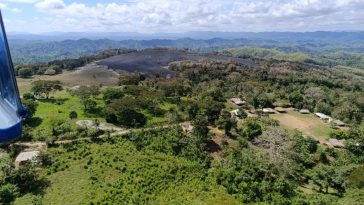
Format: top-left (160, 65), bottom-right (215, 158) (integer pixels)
top-left (315, 113), bottom-right (332, 122)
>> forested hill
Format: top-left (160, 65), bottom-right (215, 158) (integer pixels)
top-left (8, 36), bottom-right (364, 69)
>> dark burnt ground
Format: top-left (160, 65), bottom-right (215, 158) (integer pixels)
top-left (97, 48), bottom-right (256, 76)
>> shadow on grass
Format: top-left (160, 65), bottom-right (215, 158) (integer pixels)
top-left (84, 107), bottom-right (104, 118)
top-left (38, 98), bottom-right (69, 105)
top-left (24, 117), bottom-right (43, 128)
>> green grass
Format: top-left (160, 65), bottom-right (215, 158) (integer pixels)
top-left (28, 90), bottom-right (106, 140)
top-left (271, 111), bottom-right (334, 141)
top-left (14, 139), bottom-right (240, 205)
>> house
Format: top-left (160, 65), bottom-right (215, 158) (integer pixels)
top-left (246, 110), bottom-right (258, 118)
top-left (334, 120), bottom-right (345, 127)
top-left (180, 122), bottom-right (194, 132)
top-left (263, 108), bottom-right (276, 114)
top-left (315, 113), bottom-right (332, 122)
top-left (328, 139), bottom-right (346, 148)
top-left (230, 109), bottom-right (244, 118)
top-left (274, 107), bottom-right (286, 113)
top-left (230, 98), bottom-right (246, 106)
top-left (300, 109), bottom-right (310, 114)
top-left (15, 151), bottom-right (40, 168)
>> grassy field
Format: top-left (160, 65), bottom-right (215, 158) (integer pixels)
top-left (17, 64), bottom-right (119, 94)
top-left (271, 111), bottom-right (334, 141)
top-left (13, 139), bottom-right (240, 205)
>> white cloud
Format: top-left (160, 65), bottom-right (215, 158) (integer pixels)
top-left (9, 0), bottom-right (364, 32)
top-left (11, 8), bottom-right (22, 13)
top-left (35, 0), bottom-right (65, 10)
top-left (5, 0), bottom-right (39, 3)
top-left (0, 3), bottom-right (7, 9)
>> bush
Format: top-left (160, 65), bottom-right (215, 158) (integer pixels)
top-left (69, 111), bottom-right (78, 119)
top-left (18, 67), bottom-right (33, 78)
top-left (0, 184), bottom-right (19, 203)
top-left (44, 68), bottom-right (56, 75)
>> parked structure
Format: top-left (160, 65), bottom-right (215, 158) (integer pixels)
top-left (300, 109), bottom-right (310, 114)
top-left (230, 109), bottom-right (244, 118)
top-left (334, 120), bottom-right (346, 127)
top-left (230, 97), bottom-right (246, 106)
top-left (315, 113), bottom-right (332, 122)
top-left (274, 107), bottom-right (286, 113)
top-left (263, 108), bottom-right (276, 114)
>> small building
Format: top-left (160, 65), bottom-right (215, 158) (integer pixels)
top-left (230, 98), bottom-right (246, 106)
top-left (329, 139), bottom-right (346, 148)
top-left (230, 109), bottom-right (240, 117)
top-left (334, 120), bottom-right (345, 127)
top-left (274, 107), bottom-right (286, 113)
top-left (300, 109), bottom-right (310, 114)
top-left (263, 108), bottom-right (276, 114)
top-left (180, 122), bottom-right (194, 132)
top-left (15, 151), bottom-right (40, 168)
top-left (315, 113), bottom-right (332, 122)
top-left (246, 111), bottom-right (258, 118)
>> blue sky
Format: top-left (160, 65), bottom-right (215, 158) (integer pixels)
top-left (1, 0), bottom-right (364, 33)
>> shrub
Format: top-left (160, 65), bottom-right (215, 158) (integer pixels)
top-left (0, 184), bottom-right (19, 203)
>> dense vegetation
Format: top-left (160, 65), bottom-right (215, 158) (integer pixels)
top-left (1, 48), bottom-right (363, 204)
top-left (9, 37), bottom-right (364, 71)
top-left (14, 48), bottom-right (135, 78)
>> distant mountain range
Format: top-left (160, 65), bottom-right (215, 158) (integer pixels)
top-left (8, 31), bottom-right (364, 42)
top-left (7, 31), bottom-right (364, 66)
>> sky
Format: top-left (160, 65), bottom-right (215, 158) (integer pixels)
top-left (1, 0), bottom-right (364, 33)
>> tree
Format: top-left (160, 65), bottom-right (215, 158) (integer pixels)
top-left (22, 99), bottom-right (38, 118)
top-left (192, 115), bottom-right (210, 142)
top-left (304, 87), bottom-right (325, 103)
top-left (308, 164), bottom-right (347, 194)
top-left (239, 118), bottom-right (262, 140)
top-left (332, 102), bottom-right (362, 124)
top-left (102, 88), bottom-right (124, 104)
top-left (73, 85), bottom-right (100, 100)
top-left (18, 67), bottom-right (32, 78)
top-left (254, 128), bottom-right (292, 161)
top-left (83, 99), bottom-right (97, 112)
top-left (115, 109), bottom-right (147, 128)
top-left (105, 98), bottom-right (147, 127)
top-left (118, 73), bottom-right (145, 85)
top-left (0, 184), bottom-right (19, 203)
top-left (289, 91), bottom-right (304, 109)
top-left (7, 163), bottom-right (41, 193)
top-left (315, 102), bottom-right (332, 115)
top-left (217, 110), bottom-right (237, 135)
top-left (72, 85), bottom-right (100, 112)
top-left (31, 80), bottom-right (63, 99)
top-left (253, 93), bottom-right (273, 108)
top-left (69, 111), bottom-right (78, 119)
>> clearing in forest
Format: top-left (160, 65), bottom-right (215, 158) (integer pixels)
top-left (271, 111), bottom-right (334, 142)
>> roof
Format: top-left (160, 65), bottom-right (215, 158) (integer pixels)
top-left (274, 107), bottom-right (286, 112)
top-left (15, 151), bottom-right (40, 162)
top-left (315, 113), bottom-right (331, 120)
top-left (230, 109), bottom-right (241, 116)
top-left (300, 109), bottom-right (310, 114)
top-left (329, 139), bottom-right (346, 148)
top-left (230, 98), bottom-right (245, 105)
top-left (263, 108), bottom-right (276, 113)
top-left (334, 120), bottom-right (345, 126)
top-left (180, 122), bottom-right (194, 132)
